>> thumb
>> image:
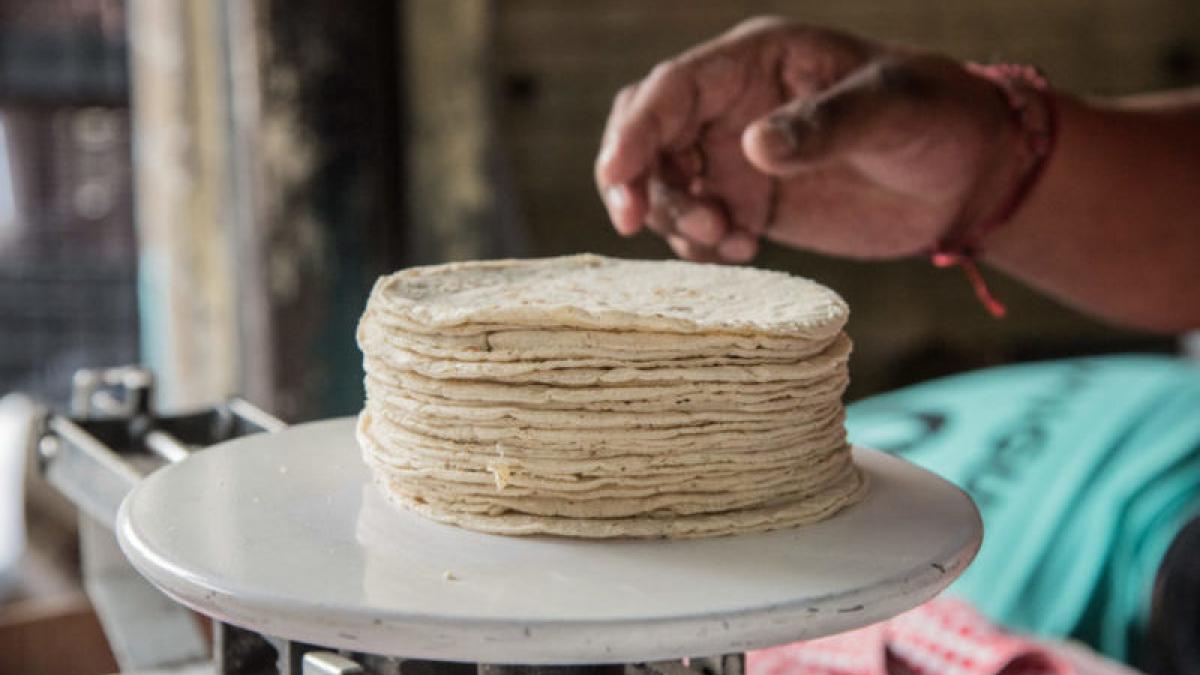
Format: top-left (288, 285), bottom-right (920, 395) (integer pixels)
top-left (742, 61), bottom-right (928, 176)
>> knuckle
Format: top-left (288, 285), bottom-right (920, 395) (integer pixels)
top-left (872, 57), bottom-right (939, 103)
top-left (593, 158), bottom-right (607, 186)
top-left (647, 60), bottom-right (677, 84)
top-left (731, 15), bottom-right (792, 37)
top-left (613, 84), bottom-right (637, 107)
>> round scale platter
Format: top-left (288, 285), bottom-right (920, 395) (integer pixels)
top-left (117, 418), bottom-right (981, 664)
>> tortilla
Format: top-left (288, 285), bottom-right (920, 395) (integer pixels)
top-left (356, 255), bottom-right (865, 538)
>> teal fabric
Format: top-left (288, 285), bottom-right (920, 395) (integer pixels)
top-left (846, 356), bottom-right (1200, 664)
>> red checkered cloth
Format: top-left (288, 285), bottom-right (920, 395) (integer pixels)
top-left (747, 599), bottom-right (1141, 675)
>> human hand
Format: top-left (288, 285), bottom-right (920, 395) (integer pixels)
top-left (595, 18), bottom-right (1021, 263)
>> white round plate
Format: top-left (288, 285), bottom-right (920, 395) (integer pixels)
top-left (117, 418), bottom-right (981, 664)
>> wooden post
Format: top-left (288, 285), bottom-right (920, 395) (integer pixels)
top-left (404, 0), bottom-right (526, 265)
top-left (128, 0), bottom-right (408, 419)
top-left (127, 0), bottom-right (240, 410)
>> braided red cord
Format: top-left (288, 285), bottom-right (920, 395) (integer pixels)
top-left (931, 63), bottom-right (1059, 318)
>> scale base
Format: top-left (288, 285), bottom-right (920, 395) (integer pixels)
top-left (217, 621), bottom-right (742, 675)
top-left (117, 418), bottom-right (981, 665)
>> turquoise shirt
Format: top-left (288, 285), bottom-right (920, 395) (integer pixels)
top-left (846, 356), bottom-right (1200, 664)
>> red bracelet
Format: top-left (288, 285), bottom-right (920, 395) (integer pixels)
top-left (930, 63), bottom-right (1058, 318)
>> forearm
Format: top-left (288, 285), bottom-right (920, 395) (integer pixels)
top-left (983, 91), bottom-right (1200, 333)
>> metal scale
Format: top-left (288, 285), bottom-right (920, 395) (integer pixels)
top-left (29, 366), bottom-right (982, 675)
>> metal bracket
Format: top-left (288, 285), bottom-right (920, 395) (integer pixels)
top-left (28, 365), bottom-right (286, 674)
top-left (29, 366), bottom-right (750, 675)
top-left (33, 366), bottom-right (286, 529)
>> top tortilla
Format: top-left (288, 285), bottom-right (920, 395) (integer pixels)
top-left (369, 254), bottom-right (848, 338)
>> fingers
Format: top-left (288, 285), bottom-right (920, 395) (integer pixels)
top-left (597, 62), bottom-right (696, 189)
top-left (646, 177), bottom-right (724, 244)
top-left (669, 229), bottom-right (758, 263)
top-left (596, 42), bottom-right (753, 187)
top-left (666, 235), bottom-right (720, 263)
top-left (603, 182), bottom-right (647, 237)
top-left (599, 85), bottom-right (647, 235)
top-left (595, 18), bottom-right (883, 254)
top-left (717, 232), bottom-right (759, 262)
top-left (595, 64), bottom-right (696, 238)
top-left (677, 206), bottom-right (726, 247)
top-left (742, 58), bottom-right (932, 176)
top-left (645, 176), bottom-right (760, 263)
top-left (596, 27), bottom-right (766, 237)
top-left (597, 21), bottom-right (873, 190)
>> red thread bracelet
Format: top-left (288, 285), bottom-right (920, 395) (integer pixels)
top-left (931, 63), bottom-right (1058, 318)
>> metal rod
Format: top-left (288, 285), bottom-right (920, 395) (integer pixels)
top-left (48, 415), bottom-right (145, 487)
top-left (144, 429), bottom-right (192, 464)
top-left (228, 397), bottom-right (287, 433)
top-left (41, 415), bottom-right (145, 529)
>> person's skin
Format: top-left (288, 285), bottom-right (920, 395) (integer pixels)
top-left (595, 17), bottom-right (1200, 333)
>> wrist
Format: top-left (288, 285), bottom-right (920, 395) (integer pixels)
top-left (944, 64), bottom-right (1057, 257)
top-left (930, 62), bottom-right (1059, 317)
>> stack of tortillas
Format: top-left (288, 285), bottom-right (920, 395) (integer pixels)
top-left (356, 254), bottom-right (866, 538)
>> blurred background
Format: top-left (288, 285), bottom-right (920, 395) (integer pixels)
top-left (0, 0), bottom-right (1195, 671)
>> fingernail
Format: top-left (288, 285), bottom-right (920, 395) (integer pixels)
top-left (598, 142), bottom-right (617, 171)
top-left (761, 116), bottom-right (798, 158)
top-left (606, 185), bottom-right (637, 235)
top-left (606, 185), bottom-right (628, 213)
top-left (666, 235), bottom-right (694, 259)
top-left (718, 234), bottom-right (757, 262)
top-left (677, 211), bottom-right (721, 246)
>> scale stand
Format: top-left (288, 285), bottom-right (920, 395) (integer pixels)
top-left (25, 369), bottom-right (751, 675)
top-left (29, 366), bottom-right (981, 675)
